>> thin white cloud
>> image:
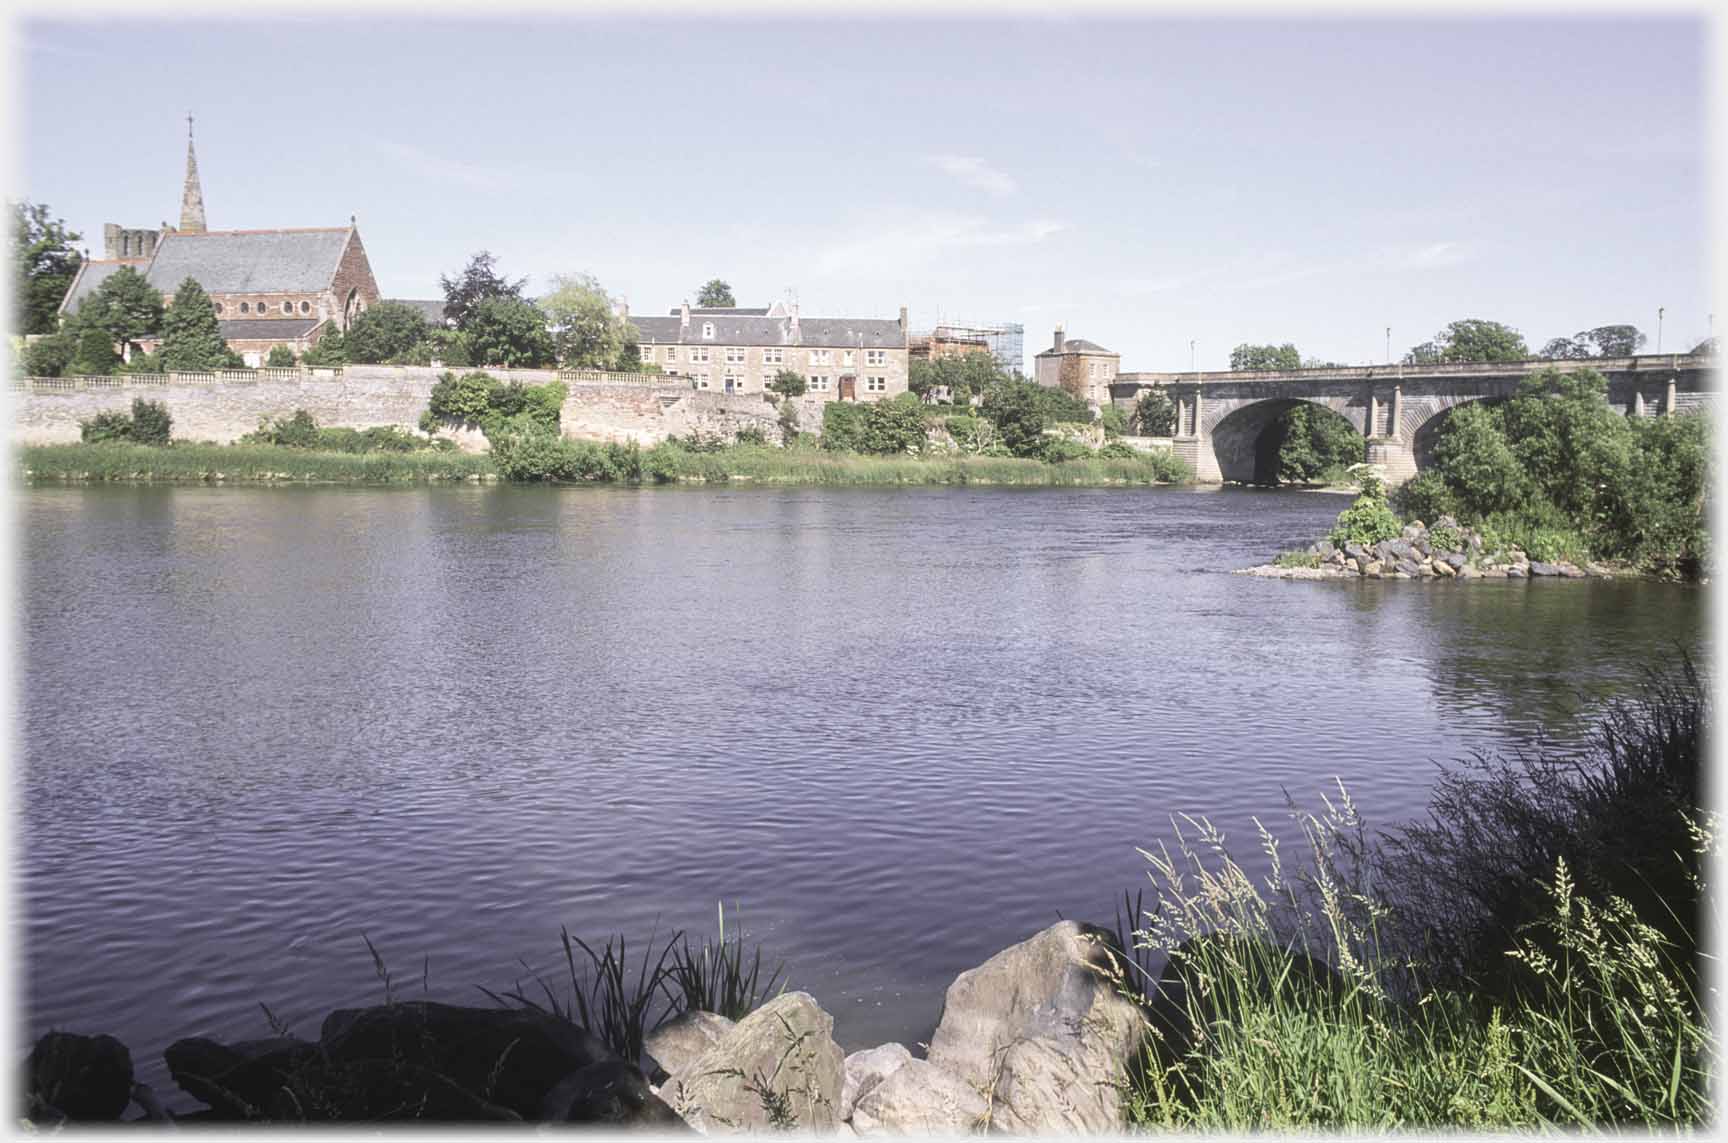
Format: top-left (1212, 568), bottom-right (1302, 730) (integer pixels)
top-left (816, 215), bottom-right (1067, 276)
top-left (1398, 241), bottom-right (1471, 268)
top-left (372, 139), bottom-right (510, 192)
top-left (928, 155), bottom-right (1017, 197)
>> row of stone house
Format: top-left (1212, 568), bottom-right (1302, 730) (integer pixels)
top-left (52, 122), bottom-right (915, 403)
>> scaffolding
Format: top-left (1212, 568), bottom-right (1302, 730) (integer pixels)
top-left (910, 320), bottom-right (1025, 376)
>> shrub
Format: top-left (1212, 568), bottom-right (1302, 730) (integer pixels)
top-left (1039, 436), bottom-right (1093, 463)
top-left (1392, 471), bottom-right (1458, 524)
top-left (1272, 550), bottom-right (1323, 569)
top-left (127, 398), bottom-right (172, 445)
top-left (776, 400), bottom-right (800, 444)
top-left (1135, 387), bottom-right (1177, 435)
top-left (66, 322), bottom-right (119, 376)
top-left (820, 401), bottom-right (869, 452)
top-left (1096, 441), bottom-right (1139, 460)
top-left (1328, 489), bottom-right (1402, 547)
top-left (427, 370), bottom-right (499, 423)
top-left (733, 426), bottom-right (770, 447)
top-left (245, 409), bottom-right (321, 449)
top-left (767, 369), bottom-right (807, 398)
top-left (264, 344), bottom-right (297, 368)
top-left (1099, 404), bottom-right (1127, 439)
top-left (23, 330), bottom-right (76, 377)
top-left (79, 410), bottom-right (135, 444)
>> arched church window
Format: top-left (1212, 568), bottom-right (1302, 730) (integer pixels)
top-left (239, 302), bottom-right (250, 314)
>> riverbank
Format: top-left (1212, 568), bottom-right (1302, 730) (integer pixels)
top-left (18, 441), bottom-right (1190, 487)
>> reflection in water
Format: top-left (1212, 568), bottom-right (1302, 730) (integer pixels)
top-left (19, 485), bottom-right (1705, 1100)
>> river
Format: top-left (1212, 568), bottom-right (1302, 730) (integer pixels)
top-left (17, 484), bottom-right (1707, 1096)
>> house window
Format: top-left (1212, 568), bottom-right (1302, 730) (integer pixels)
top-left (725, 370), bottom-right (745, 390)
top-left (702, 322), bottom-right (715, 339)
top-left (808, 375), bottom-right (831, 392)
top-left (725, 346), bottom-right (746, 364)
top-left (638, 345), bottom-right (654, 362)
top-left (694, 372), bottom-right (711, 390)
top-left (842, 349), bottom-right (855, 367)
top-left (665, 347), bottom-right (678, 362)
top-left (300, 301), bottom-right (310, 314)
top-left (866, 349), bottom-right (887, 366)
top-left (690, 347), bottom-right (710, 363)
top-left (809, 349), bottom-right (832, 366)
top-left (865, 376), bottom-right (887, 392)
top-left (763, 348), bottom-right (784, 365)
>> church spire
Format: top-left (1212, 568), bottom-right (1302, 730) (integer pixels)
top-left (179, 113), bottom-right (207, 234)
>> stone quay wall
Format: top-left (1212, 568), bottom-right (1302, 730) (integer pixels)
top-left (9, 366), bottom-right (800, 448)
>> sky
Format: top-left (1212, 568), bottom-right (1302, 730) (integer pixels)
top-left (11, 12), bottom-right (1716, 371)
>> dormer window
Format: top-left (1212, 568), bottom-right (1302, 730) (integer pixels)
top-left (702, 322), bottom-right (715, 340)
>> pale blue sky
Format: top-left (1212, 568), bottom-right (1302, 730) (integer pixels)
top-left (15, 14), bottom-right (1713, 369)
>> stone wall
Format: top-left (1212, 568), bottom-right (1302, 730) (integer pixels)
top-left (11, 366), bottom-right (813, 449)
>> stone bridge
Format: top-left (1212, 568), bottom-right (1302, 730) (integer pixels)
top-left (1109, 353), bottom-right (1715, 484)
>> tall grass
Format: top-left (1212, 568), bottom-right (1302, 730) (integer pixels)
top-left (664, 903), bottom-right (787, 1021)
top-left (1122, 661), bottom-right (1714, 1130)
top-left (19, 442), bottom-right (496, 484)
top-left (640, 442), bottom-right (1191, 486)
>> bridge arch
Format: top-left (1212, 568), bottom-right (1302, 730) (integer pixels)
top-left (1404, 394), bottom-right (1510, 471)
top-left (1202, 395), bottom-right (1367, 484)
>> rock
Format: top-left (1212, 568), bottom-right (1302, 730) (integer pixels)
top-left (1345, 557), bottom-right (1362, 575)
top-left (541, 1059), bottom-right (689, 1129)
top-left (1327, 547), bottom-right (1347, 566)
top-left (1343, 541), bottom-right (1367, 564)
top-left (1401, 523), bottom-right (1424, 542)
top-left (1364, 560), bottom-right (1384, 578)
top-left (24, 1032), bottom-right (134, 1122)
top-left (1585, 561), bottom-right (1616, 578)
top-left (849, 1058), bottom-right (989, 1135)
top-left (1316, 540), bottom-right (1336, 561)
top-left (1458, 564), bottom-right (1483, 579)
top-left (1432, 559), bottom-right (1456, 577)
top-left (1557, 562), bottom-right (1587, 578)
top-left (319, 1002), bottom-right (615, 1121)
top-left (1507, 565), bottom-right (1528, 578)
top-left (164, 1036), bottom-right (319, 1119)
top-left (663, 991), bottom-right (845, 1133)
top-left (1482, 566), bottom-right (1509, 578)
top-left (1443, 552), bottom-right (1467, 571)
top-left (1528, 562), bottom-right (1562, 577)
top-left (1394, 558), bottom-right (1424, 577)
top-left (839, 1043), bottom-right (912, 1121)
top-left (1434, 514), bottom-right (1460, 531)
top-left (644, 1011), bottom-right (734, 1083)
top-left (925, 920), bottom-right (1146, 1133)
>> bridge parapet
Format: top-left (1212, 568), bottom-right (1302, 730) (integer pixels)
top-left (1116, 351), bottom-right (1712, 388)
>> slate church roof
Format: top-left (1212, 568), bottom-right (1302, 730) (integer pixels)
top-left (143, 228), bottom-right (353, 295)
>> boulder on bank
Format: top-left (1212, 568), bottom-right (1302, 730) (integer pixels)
top-left (839, 1042), bottom-right (913, 1121)
top-left (663, 991), bottom-right (845, 1133)
top-left (644, 1009), bottom-right (734, 1082)
top-left (925, 920), bottom-right (1146, 1133)
top-left (849, 1057), bottom-right (989, 1135)
top-left (541, 1059), bottom-right (689, 1128)
top-left (24, 1031), bottom-right (135, 1122)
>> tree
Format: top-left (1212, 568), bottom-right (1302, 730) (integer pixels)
top-left (301, 327), bottom-right (346, 367)
top-left (66, 321), bottom-right (120, 376)
top-left (909, 352), bottom-right (1011, 405)
top-left (1229, 343), bottom-right (1301, 371)
top-left (440, 251), bottom-right (527, 331)
top-left (768, 369), bottom-right (807, 398)
top-left (1539, 337), bottom-right (1591, 360)
top-left (73, 265), bottom-right (163, 359)
top-left (158, 278), bottom-right (242, 371)
top-left (265, 345), bottom-right (297, 367)
top-left (1411, 319), bottom-right (1528, 364)
top-left (979, 380), bottom-right (1051, 457)
top-left (465, 296), bottom-right (556, 367)
top-left (1575, 325), bottom-right (1646, 357)
top-left (696, 279), bottom-right (736, 308)
top-left (22, 329), bottom-right (76, 377)
top-left (11, 200), bottom-right (82, 335)
top-left (1266, 403), bottom-right (1363, 484)
top-left (539, 273), bottom-right (627, 369)
top-left (343, 300), bottom-right (433, 364)
top-left (1134, 387), bottom-right (1176, 435)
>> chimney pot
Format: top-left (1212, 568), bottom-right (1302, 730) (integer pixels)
top-left (1054, 325), bottom-right (1066, 353)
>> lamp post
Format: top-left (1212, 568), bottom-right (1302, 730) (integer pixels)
top-left (1190, 339), bottom-right (1196, 377)
top-left (1657, 307), bottom-right (1665, 354)
top-left (1385, 327), bottom-right (1391, 365)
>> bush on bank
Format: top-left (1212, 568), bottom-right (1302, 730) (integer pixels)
top-left (1392, 368), bottom-right (1709, 573)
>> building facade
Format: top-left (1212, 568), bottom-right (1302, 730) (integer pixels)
top-left (1033, 326), bottom-right (1120, 408)
top-left (56, 120), bottom-right (381, 366)
top-left (628, 301), bottom-right (910, 401)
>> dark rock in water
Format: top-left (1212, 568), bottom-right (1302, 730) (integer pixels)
top-left (24, 1031), bottom-right (134, 1122)
top-left (541, 1059), bottom-right (689, 1128)
top-left (1394, 558), bottom-right (1425, 578)
top-left (1344, 541), bottom-right (1367, 564)
top-left (320, 1002), bottom-right (615, 1121)
top-left (1507, 565), bottom-right (1528, 578)
top-left (1443, 552), bottom-right (1467, 571)
top-left (164, 1036), bottom-right (320, 1120)
top-left (1316, 540), bottom-right (1336, 561)
top-left (1529, 561), bottom-right (1562, 577)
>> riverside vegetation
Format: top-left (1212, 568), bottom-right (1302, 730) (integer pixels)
top-left (22, 662), bottom-right (1711, 1129)
top-left (23, 368), bottom-right (1192, 487)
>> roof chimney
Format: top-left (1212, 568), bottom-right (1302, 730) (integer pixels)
top-left (1053, 325), bottom-right (1066, 353)
top-left (789, 301), bottom-right (801, 344)
top-left (899, 305), bottom-right (908, 343)
top-left (679, 301), bottom-right (690, 336)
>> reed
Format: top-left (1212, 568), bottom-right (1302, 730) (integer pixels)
top-left (19, 442), bottom-right (497, 484)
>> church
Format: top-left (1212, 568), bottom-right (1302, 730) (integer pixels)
top-left (56, 120), bottom-right (383, 366)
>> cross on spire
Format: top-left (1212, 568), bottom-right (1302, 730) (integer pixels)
top-left (187, 111), bottom-right (194, 139)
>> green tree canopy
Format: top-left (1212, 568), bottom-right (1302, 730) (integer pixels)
top-left (696, 279), bottom-right (736, 308)
top-left (768, 369), bottom-right (807, 398)
top-left (465, 296), bottom-right (556, 368)
top-left (344, 300), bottom-right (433, 364)
top-left (158, 277), bottom-right (241, 371)
top-left (1539, 337), bottom-right (1592, 360)
top-left (265, 345), bottom-right (297, 367)
top-left (440, 251), bottom-right (527, 331)
top-left (1229, 343), bottom-right (1301, 371)
top-left (66, 321), bottom-right (120, 376)
top-left (539, 274), bottom-right (629, 369)
top-left (909, 352), bottom-right (1013, 405)
top-left (301, 327), bottom-right (346, 367)
top-left (23, 328), bottom-right (76, 377)
top-left (11, 200), bottom-right (82, 336)
top-left (1407, 319), bottom-right (1528, 364)
top-left (1134, 387), bottom-right (1176, 435)
top-left (73, 265), bottom-right (163, 359)
top-left (1576, 325), bottom-right (1646, 357)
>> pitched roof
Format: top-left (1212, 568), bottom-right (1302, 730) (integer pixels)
top-left (385, 298), bottom-right (453, 326)
top-left (671, 306), bottom-right (771, 316)
top-left (216, 317), bottom-right (324, 340)
top-left (631, 313), bottom-right (904, 349)
top-left (57, 259), bottom-right (150, 316)
top-left (1038, 338), bottom-right (1116, 356)
top-left (145, 228), bottom-right (351, 295)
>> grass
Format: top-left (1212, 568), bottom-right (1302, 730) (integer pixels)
top-left (1119, 661), bottom-right (1714, 1130)
top-left (639, 442), bottom-right (1191, 486)
top-left (1272, 550), bottom-right (1324, 569)
top-left (19, 442), bottom-right (497, 484)
top-left (665, 903), bottom-right (787, 1021)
